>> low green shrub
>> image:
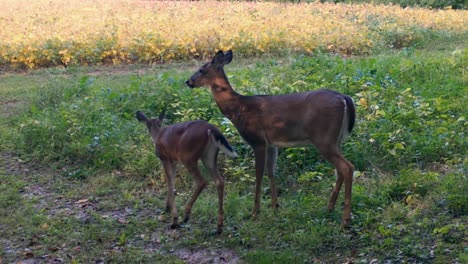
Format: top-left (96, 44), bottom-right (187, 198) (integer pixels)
top-left (9, 50), bottom-right (466, 183)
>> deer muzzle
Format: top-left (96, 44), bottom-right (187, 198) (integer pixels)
top-left (185, 79), bottom-right (194, 88)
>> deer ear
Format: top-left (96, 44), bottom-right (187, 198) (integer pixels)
top-left (224, 50), bottom-right (233, 65)
top-left (212, 50), bottom-right (225, 67)
top-left (136, 111), bottom-right (149, 122)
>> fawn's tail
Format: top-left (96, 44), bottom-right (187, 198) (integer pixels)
top-left (208, 129), bottom-right (238, 158)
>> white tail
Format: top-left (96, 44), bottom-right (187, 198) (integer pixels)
top-left (208, 129), bottom-right (238, 158)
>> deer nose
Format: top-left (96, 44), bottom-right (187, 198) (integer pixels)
top-left (185, 80), bottom-right (194, 88)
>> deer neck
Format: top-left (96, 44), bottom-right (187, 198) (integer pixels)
top-left (209, 76), bottom-right (241, 120)
top-left (148, 127), bottom-right (162, 147)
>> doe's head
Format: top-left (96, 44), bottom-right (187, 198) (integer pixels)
top-left (136, 111), bottom-right (165, 140)
top-left (185, 50), bottom-right (233, 89)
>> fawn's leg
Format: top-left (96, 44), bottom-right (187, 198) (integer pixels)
top-left (183, 161), bottom-right (208, 224)
top-left (162, 160), bottom-right (179, 229)
top-left (318, 145), bottom-right (354, 227)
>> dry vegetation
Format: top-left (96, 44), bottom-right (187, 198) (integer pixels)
top-left (0, 0), bottom-right (466, 68)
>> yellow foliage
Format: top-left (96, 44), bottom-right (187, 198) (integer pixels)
top-left (0, 0), bottom-right (466, 68)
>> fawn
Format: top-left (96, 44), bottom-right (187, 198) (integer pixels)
top-left (136, 110), bottom-right (237, 233)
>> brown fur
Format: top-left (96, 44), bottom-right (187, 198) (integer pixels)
top-left (136, 111), bottom-right (237, 234)
top-left (186, 50), bottom-right (356, 227)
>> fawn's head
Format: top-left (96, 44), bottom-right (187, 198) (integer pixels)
top-left (186, 50), bottom-right (233, 89)
top-left (136, 111), bottom-right (165, 141)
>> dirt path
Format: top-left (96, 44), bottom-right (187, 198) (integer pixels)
top-left (0, 152), bottom-right (240, 263)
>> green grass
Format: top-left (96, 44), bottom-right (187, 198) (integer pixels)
top-left (1, 36), bottom-right (467, 262)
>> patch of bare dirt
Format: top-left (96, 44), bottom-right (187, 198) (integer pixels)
top-left (173, 248), bottom-right (240, 264)
top-left (0, 99), bottom-right (29, 121)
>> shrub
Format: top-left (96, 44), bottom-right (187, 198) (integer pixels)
top-left (10, 51), bottom-right (466, 181)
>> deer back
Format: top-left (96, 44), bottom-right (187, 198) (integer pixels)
top-left (218, 89), bottom-right (349, 148)
top-left (156, 120), bottom-right (216, 163)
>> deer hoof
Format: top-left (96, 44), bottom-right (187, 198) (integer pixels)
top-left (183, 216), bottom-right (190, 223)
top-left (251, 210), bottom-right (258, 219)
top-left (170, 217), bottom-right (181, 229)
top-left (170, 223), bottom-right (181, 229)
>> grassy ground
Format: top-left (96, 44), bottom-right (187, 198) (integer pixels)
top-left (1, 37), bottom-right (467, 263)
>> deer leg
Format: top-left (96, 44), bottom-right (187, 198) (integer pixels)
top-left (342, 159), bottom-right (354, 227)
top-left (183, 162), bottom-right (208, 224)
top-left (321, 148), bottom-right (354, 227)
top-left (165, 196), bottom-right (170, 213)
top-left (202, 153), bottom-right (224, 234)
top-left (252, 146), bottom-right (266, 218)
top-left (266, 146), bottom-right (279, 210)
top-left (162, 160), bottom-right (179, 229)
top-left (215, 175), bottom-right (225, 234)
top-left (165, 177), bottom-right (171, 213)
top-left (328, 166), bottom-right (344, 213)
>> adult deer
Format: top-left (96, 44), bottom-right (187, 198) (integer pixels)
top-left (136, 110), bottom-right (237, 234)
top-left (186, 50), bottom-right (356, 227)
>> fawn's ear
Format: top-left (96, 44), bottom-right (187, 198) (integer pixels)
top-left (224, 50), bottom-right (233, 65)
top-left (158, 111), bottom-right (165, 122)
top-left (212, 50), bottom-right (225, 67)
top-left (136, 111), bottom-right (149, 123)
